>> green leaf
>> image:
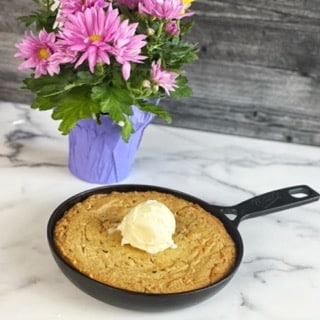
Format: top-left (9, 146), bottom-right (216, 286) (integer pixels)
top-left (91, 86), bottom-right (134, 114)
top-left (18, 7), bottom-right (57, 32)
top-left (51, 87), bottom-right (100, 134)
top-left (121, 118), bottom-right (134, 143)
top-left (91, 85), bottom-right (137, 141)
top-left (18, 14), bottom-right (39, 27)
top-left (23, 68), bottom-right (106, 99)
top-left (31, 95), bottom-right (59, 110)
top-left (75, 70), bottom-right (106, 86)
top-left (138, 101), bottom-right (172, 123)
top-left (179, 21), bottom-right (194, 36)
top-left (23, 72), bottom-right (73, 96)
top-left (157, 41), bottom-right (198, 69)
top-left (170, 76), bottom-right (193, 99)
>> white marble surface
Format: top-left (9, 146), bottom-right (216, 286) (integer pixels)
top-left (1, 101), bottom-right (320, 320)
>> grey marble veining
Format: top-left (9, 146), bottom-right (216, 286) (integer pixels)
top-left (1, 101), bottom-right (320, 319)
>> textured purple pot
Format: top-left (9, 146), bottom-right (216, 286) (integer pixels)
top-left (68, 106), bottom-right (154, 184)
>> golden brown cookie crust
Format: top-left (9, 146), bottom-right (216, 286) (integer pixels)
top-left (54, 191), bottom-right (236, 294)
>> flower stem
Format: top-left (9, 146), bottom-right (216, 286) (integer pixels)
top-left (157, 21), bottom-right (164, 38)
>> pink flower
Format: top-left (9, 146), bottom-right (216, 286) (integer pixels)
top-left (54, 44), bottom-right (78, 65)
top-left (150, 59), bottom-right (179, 95)
top-left (138, 0), bottom-right (193, 20)
top-left (14, 29), bottom-right (61, 78)
top-left (116, 0), bottom-right (139, 10)
top-left (112, 20), bottom-right (147, 80)
top-left (58, 6), bottom-right (120, 72)
top-left (59, 0), bottom-right (108, 16)
top-left (164, 21), bottom-right (180, 36)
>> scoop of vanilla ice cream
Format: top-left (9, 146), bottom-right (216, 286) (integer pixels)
top-left (117, 200), bottom-right (177, 254)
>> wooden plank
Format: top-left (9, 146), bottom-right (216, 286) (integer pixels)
top-left (156, 60), bottom-right (320, 145)
top-left (1, 0), bottom-right (320, 145)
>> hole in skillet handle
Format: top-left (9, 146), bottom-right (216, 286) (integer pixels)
top-left (289, 186), bottom-right (312, 199)
top-left (213, 185), bottom-right (319, 227)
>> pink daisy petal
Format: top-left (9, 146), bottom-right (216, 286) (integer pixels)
top-left (122, 62), bottom-right (131, 81)
top-left (14, 29), bottom-right (63, 77)
top-left (59, 0), bottom-right (108, 18)
top-left (150, 59), bottom-right (179, 95)
top-left (58, 6), bottom-right (120, 72)
top-left (112, 19), bottom-right (147, 79)
top-left (138, 0), bottom-right (193, 20)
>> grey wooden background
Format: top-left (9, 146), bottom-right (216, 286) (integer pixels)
top-left (1, 0), bottom-right (320, 146)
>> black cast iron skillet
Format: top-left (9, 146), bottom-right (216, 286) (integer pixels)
top-left (47, 184), bottom-right (319, 311)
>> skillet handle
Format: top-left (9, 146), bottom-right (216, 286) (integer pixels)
top-left (214, 185), bottom-right (319, 227)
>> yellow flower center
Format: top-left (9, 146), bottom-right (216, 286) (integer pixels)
top-left (182, 0), bottom-right (194, 9)
top-left (90, 34), bottom-right (102, 42)
top-left (38, 48), bottom-right (49, 59)
top-left (180, 0), bottom-right (194, 14)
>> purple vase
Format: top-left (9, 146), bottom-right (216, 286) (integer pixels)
top-left (68, 106), bottom-right (154, 184)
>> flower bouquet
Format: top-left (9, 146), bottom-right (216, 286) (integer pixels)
top-left (15, 0), bottom-right (198, 183)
